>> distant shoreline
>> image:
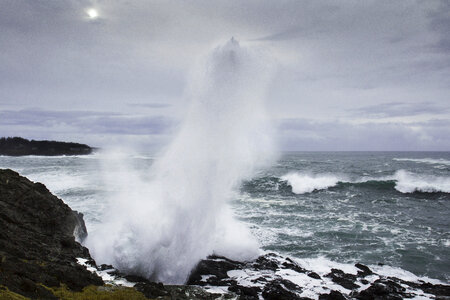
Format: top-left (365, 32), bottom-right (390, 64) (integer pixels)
top-left (0, 137), bottom-right (94, 156)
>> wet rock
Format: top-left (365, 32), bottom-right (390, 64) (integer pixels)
top-left (134, 281), bottom-right (169, 298)
top-left (308, 272), bottom-right (321, 279)
top-left (228, 284), bottom-right (260, 299)
top-left (254, 255), bottom-right (280, 271)
top-left (124, 274), bottom-right (152, 283)
top-left (353, 278), bottom-right (412, 300)
top-left (99, 264), bottom-right (114, 271)
top-left (355, 263), bottom-right (373, 277)
top-left (417, 282), bottom-right (450, 297)
top-left (395, 278), bottom-right (450, 298)
top-left (282, 260), bottom-right (307, 273)
top-left (319, 290), bottom-right (347, 300)
top-left (187, 255), bottom-right (243, 285)
top-left (166, 285), bottom-right (233, 300)
top-left (262, 279), bottom-right (303, 300)
top-left (0, 169), bottom-right (103, 299)
top-left (360, 279), bottom-right (369, 285)
top-left (326, 269), bottom-right (359, 290)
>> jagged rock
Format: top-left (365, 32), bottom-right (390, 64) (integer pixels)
top-left (99, 264), bottom-right (114, 271)
top-left (355, 263), bottom-right (373, 277)
top-left (308, 272), bottom-right (321, 279)
top-left (319, 290), bottom-right (347, 300)
top-left (282, 260), bottom-right (307, 273)
top-left (134, 281), bottom-right (169, 298)
top-left (228, 284), bottom-right (260, 299)
top-left (0, 169), bottom-right (103, 298)
top-left (326, 268), bottom-right (359, 290)
top-left (187, 255), bottom-right (244, 285)
top-left (353, 278), bottom-right (412, 299)
top-left (262, 279), bottom-right (303, 300)
top-left (254, 254), bottom-right (279, 271)
top-left (418, 282), bottom-right (450, 297)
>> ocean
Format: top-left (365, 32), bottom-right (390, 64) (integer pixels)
top-left (1, 151), bottom-right (448, 283)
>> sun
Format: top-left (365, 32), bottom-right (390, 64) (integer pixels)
top-left (86, 8), bottom-right (99, 19)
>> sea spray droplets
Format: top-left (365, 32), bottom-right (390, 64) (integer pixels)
top-left (87, 39), bottom-right (276, 284)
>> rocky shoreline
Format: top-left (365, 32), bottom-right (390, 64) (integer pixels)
top-left (0, 168), bottom-right (449, 299)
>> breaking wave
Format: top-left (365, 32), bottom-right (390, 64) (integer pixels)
top-left (269, 170), bottom-right (450, 194)
top-left (280, 173), bottom-right (341, 194)
top-left (393, 170), bottom-right (450, 194)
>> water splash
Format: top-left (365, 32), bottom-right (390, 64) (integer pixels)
top-left (87, 38), bottom-right (276, 283)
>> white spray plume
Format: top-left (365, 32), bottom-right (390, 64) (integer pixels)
top-left (87, 38), bottom-right (277, 284)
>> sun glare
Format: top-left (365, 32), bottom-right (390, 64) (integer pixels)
top-left (86, 8), bottom-right (99, 19)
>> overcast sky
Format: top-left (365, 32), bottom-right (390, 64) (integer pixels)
top-left (1, 0), bottom-right (449, 151)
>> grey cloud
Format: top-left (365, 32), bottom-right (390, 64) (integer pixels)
top-left (0, 109), bottom-right (173, 135)
top-left (127, 103), bottom-right (171, 109)
top-left (278, 118), bottom-right (450, 151)
top-left (427, 0), bottom-right (450, 53)
top-left (255, 26), bottom-right (322, 41)
top-left (349, 102), bottom-right (450, 118)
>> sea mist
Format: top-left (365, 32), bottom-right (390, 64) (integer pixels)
top-left (87, 38), bottom-right (276, 284)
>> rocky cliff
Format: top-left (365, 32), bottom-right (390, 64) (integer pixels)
top-left (0, 169), bottom-right (102, 298)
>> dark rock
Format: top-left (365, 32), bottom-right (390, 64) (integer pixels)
top-left (0, 137), bottom-right (93, 156)
top-left (355, 263), bottom-right (373, 277)
top-left (396, 279), bottom-right (450, 298)
top-left (282, 261), bottom-right (307, 273)
top-left (353, 278), bottom-right (412, 300)
top-left (252, 276), bottom-right (269, 283)
top-left (228, 284), bottom-right (260, 299)
top-left (134, 281), bottom-right (169, 298)
top-left (0, 169), bottom-right (103, 299)
top-left (124, 274), bottom-right (151, 283)
top-left (418, 282), bottom-right (450, 297)
top-left (99, 264), bottom-right (114, 271)
top-left (254, 254), bottom-right (279, 271)
top-left (360, 279), bottom-right (369, 285)
top-left (262, 279), bottom-right (303, 300)
top-left (187, 255), bottom-right (244, 285)
top-left (165, 285), bottom-right (231, 300)
top-left (319, 290), bottom-right (347, 300)
top-left (326, 269), bottom-right (359, 290)
top-left (308, 272), bottom-right (321, 279)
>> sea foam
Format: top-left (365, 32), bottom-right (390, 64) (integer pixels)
top-left (394, 170), bottom-right (450, 193)
top-left (280, 170), bottom-right (450, 194)
top-left (87, 38), bottom-right (276, 284)
top-left (281, 173), bottom-right (341, 194)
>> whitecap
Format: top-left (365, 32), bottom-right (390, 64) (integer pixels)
top-left (280, 173), bottom-right (342, 194)
top-left (394, 170), bottom-right (450, 193)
